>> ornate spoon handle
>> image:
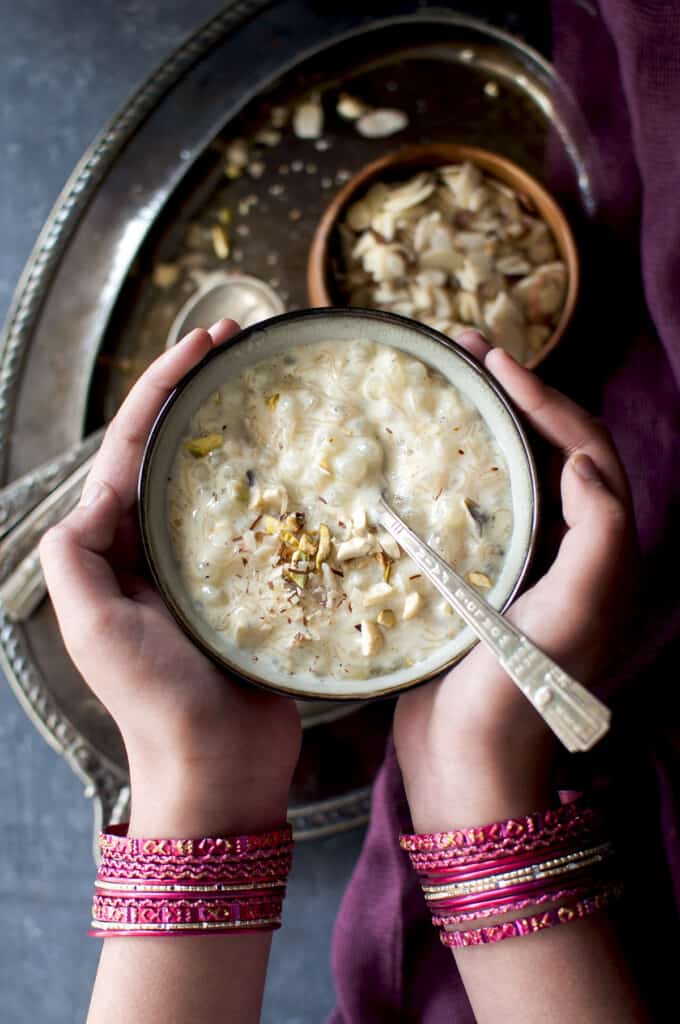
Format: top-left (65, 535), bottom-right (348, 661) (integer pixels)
top-left (377, 496), bottom-right (610, 753)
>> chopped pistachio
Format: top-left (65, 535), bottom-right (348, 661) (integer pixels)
top-left (266, 392), bottom-right (280, 410)
top-left (280, 530), bottom-right (300, 547)
top-left (377, 609), bottom-right (395, 629)
top-left (298, 533), bottom-right (317, 557)
top-left (217, 208), bottom-right (232, 225)
top-left (284, 570), bottom-right (307, 589)
top-left (233, 480), bottom-right (249, 502)
top-left (468, 571), bottom-right (492, 588)
top-left (318, 457), bottom-right (333, 476)
top-left (212, 390), bottom-right (222, 405)
top-left (184, 433), bottom-right (223, 457)
top-left (403, 592), bottom-right (423, 620)
top-left (316, 524), bottom-right (331, 568)
top-left (263, 515), bottom-right (281, 535)
top-left (224, 164), bottom-right (242, 179)
top-left (211, 224), bottom-right (230, 259)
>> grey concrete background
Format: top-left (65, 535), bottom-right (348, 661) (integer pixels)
top-left (0, 3), bottom-right (366, 1021)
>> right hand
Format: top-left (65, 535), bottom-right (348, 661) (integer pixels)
top-left (394, 332), bottom-right (637, 831)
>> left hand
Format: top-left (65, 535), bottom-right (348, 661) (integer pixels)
top-left (40, 320), bottom-right (302, 837)
top-left (393, 331), bottom-right (637, 832)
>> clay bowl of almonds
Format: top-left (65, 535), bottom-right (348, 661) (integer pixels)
top-left (307, 144), bottom-right (579, 369)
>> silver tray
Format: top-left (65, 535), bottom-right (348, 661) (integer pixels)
top-left (0, 3), bottom-right (599, 843)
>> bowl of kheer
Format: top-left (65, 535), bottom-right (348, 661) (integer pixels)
top-left (308, 144), bottom-right (579, 369)
top-left (139, 308), bottom-right (539, 701)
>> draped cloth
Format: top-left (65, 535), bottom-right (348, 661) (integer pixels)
top-left (328, 3), bottom-right (680, 1019)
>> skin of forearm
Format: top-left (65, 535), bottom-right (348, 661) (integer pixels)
top-left (87, 772), bottom-right (289, 1024)
top-left (404, 751), bottom-right (649, 1024)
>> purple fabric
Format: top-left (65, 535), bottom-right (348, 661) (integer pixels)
top-left (329, 3), bottom-right (680, 1020)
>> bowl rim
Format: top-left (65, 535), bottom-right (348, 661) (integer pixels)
top-left (307, 142), bottom-right (580, 372)
top-left (138, 306), bottom-right (540, 701)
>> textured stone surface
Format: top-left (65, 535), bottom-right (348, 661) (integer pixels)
top-left (0, 3), bottom-right (364, 1020)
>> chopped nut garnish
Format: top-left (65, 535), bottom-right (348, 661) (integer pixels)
top-left (284, 570), bottom-right (307, 589)
top-left (403, 592), bottom-right (423, 620)
top-left (211, 224), bottom-right (230, 260)
top-left (377, 531), bottom-right (401, 561)
top-left (152, 263), bottom-right (180, 288)
top-left (353, 506), bottom-right (367, 531)
top-left (263, 515), bottom-right (281, 535)
top-left (280, 530), bottom-right (300, 548)
top-left (377, 609), bottom-right (395, 629)
top-left (289, 631), bottom-right (312, 647)
top-left (266, 393), bottom-right (280, 410)
top-left (336, 536), bottom-right (373, 561)
top-left (283, 512), bottom-right (305, 532)
top-left (362, 582), bottom-right (394, 608)
top-left (316, 524), bottom-right (331, 568)
top-left (468, 571), bottom-right (492, 588)
top-left (318, 458), bottom-right (333, 476)
top-left (360, 620), bottom-right (384, 656)
top-left (298, 533), bottom-right (317, 556)
top-left (184, 434), bottom-right (223, 457)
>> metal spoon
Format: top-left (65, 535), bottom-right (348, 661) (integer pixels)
top-left (377, 494), bottom-right (611, 753)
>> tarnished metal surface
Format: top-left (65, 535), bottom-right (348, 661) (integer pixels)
top-left (0, 4), bottom-right (600, 841)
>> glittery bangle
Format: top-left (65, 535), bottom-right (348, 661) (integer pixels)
top-left (401, 801), bottom-right (599, 857)
top-left (99, 823), bottom-right (293, 860)
top-left (431, 882), bottom-right (615, 926)
top-left (422, 844), bottom-right (613, 901)
top-left (91, 822), bottom-right (294, 938)
top-left (91, 892), bottom-right (283, 932)
top-left (439, 885), bottom-right (622, 948)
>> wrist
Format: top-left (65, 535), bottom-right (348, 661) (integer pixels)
top-left (127, 758), bottom-right (290, 838)
top-left (402, 734), bottom-right (556, 834)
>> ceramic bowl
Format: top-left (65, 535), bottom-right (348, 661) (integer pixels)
top-left (307, 143), bottom-right (579, 371)
top-left (139, 307), bottom-right (539, 702)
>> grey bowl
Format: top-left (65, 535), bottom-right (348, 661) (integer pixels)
top-left (139, 308), bottom-right (539, 701)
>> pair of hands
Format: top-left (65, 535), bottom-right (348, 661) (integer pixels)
top-left (40, 321), bottom-right (635, 837)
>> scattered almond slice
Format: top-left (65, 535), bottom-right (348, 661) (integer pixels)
top-left (360, 619), bottom-right (384, 656)
top-left (362, 582), bottom-right (394, 608)
top-left (467, 571), bottom-right (492, 588)
top-left (316, 524), bottom-right (331, 568)
top-left (377, 531), bottom-right (402, 561)
top-left (356, 108), bottom-right (408, 138)
top-left (337, 93), bottom-right (369, 120)
top-left (336, 536), bottom-right (373, 561)
top-left (298, 534), bottom-right (317, 557)
top-left (403, 592), bottom-right (423, 620)
top-left (153, 263), bottom-right (180, 288)
top-left (293, 96), bottom-right (323, 139)
top-left (377, 609), bottom-right (395, 629)
top-left (263, 515), bottom-right (281, 535)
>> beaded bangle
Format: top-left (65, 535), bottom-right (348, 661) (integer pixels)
top-left (422, 844), bottom-right (613, 901)
top-left (402, 799), bottom-right (620, 949)
top-left (439, 884), bottom-right (622, 948)
top-left (400, 800), bottom-right (597, 856)
top-left (91, 822), bottom-right (294, 938)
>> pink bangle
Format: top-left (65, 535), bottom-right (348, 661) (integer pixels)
top-left (431, 882), bottom-right (614, 925)
top-left (401, 801), bottom-right (599, 858)
top-left (439, 885), bottom-right (622, 948)
top-left (91, 822), bottom-right (294, 938)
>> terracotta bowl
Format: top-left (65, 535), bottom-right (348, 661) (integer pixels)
top-left (307, 143), bottom-right (579, 371)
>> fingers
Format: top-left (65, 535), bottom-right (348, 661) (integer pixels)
top-left (40, 482), bottom-right (124, 656)
top-left (86, 319), bottom-right (241, 510)
top-left (484, 347), bottom-right (631, 507)
top-left (542, 453), bottom-right (631, 611)
top-left (454, 329), bottom-right (492, 364)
